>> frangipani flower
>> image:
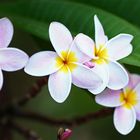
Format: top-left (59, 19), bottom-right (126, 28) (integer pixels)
top-left (24, 22), bottom-right (102, 103)
top-left (95, 74), bottom-right (140, 135)
top-left (75, 15), bottom-right (133, 94)
top-left (0, 17), bottom-right (29, 90)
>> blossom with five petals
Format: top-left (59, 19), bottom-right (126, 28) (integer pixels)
top-left (96, 74), bottom-right (140, 135)
top-left (75, 15), bottom-right (133, 94)
top-left (0, 17), bottom-right (29, 90)
top-left (24, 22), bottom-right (102, 103)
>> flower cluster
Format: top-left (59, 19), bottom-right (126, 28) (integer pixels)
top-left (25, 21), bottom-right (103, 103)
top-left (0, 15), bottom-right (139, 135)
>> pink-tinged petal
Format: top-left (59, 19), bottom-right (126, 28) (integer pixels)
top-left (95, 88), bottom-right (123, 107)
top-left (48, 67), bottom-right (72, 103)
top-left (24, 51), bottom-right (62, 76)
top-left (94, 15), bottom-right (107, 49)
top-left (75, 33), bottom-right (95, 58)
top-left (136, 112), bottom-right (140, 121)
top-left (133, 83), bottom-right (140, 99)
top-left (127, 74), bottom-right (140, 89)
top-left (134, 101), bottom-right (140, 121)
top-left (49, 22), bottom-right (73, 58)
top-left (68, 40), bottom-right (91, 63)
top-left (0, 70), bottom-right (3, 90)
top-left (0, 48), bottom-right (28, 71)
top-left (134, 98), bottom-right (140, 120)
top-left (114, 106), bottom-right (136, 135)
top-left (107, 61), bottom-right (129, 90)
top-left (84, 61), bottom-right (95, 68)
top-left (105, 34), bottom-right (133, 60)
top-left (89, 64), bottom-right (109, 94)
top-left (71, 63), bottom-right (102, 89)
top-left (0, 18), bottom-right (13, 48)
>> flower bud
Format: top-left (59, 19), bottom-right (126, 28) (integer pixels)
top-left (58, 128), bottom-right (72, 140)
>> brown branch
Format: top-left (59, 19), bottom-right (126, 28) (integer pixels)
top-left (8, 121), bottom-right (42, 140)
top-left (11, 108), bottom-right (113, 127)
top-left (17, 77), bottom-right (48, 106)
top-left (0, 120), bottom-right (41, 140)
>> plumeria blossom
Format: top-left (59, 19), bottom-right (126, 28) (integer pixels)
top-left (75, 15), bottom-right (133, 94)
top-left (95, 74), bottom-right (140, 135)
top-left (0, 17), bottom-right (28, 90)
top-left (24, 22), bottom-right (103, 103)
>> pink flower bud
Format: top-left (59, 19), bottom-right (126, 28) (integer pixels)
top-left (61, 129), bottom-right (72, 140)
top-left (84, 61), bottom-right (95, 68)
top-left (58, 128), bottom-right (72, 140)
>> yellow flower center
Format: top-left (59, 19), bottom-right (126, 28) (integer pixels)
top-left (92, 45), bottom-right (109, 64)
top-left (55, 51), bottom-right (77, 73)
top-left (120, 88), bottom-right (138, 109)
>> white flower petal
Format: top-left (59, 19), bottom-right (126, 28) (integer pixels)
top-left (95, 88), bottom-right (123, 107)
top-left (49, 22), bottom-right (73, 58)
top-left (68, 40), bottom-right (91, 63)
top-left (94, 15), bottom-right (107, 49)
top-left (107, 61), bottom-right (129, 90)
top-left (75, 33), bottom-right (95, 58)
top-left (114, 106), bottom-right (136, 135)
top-left (0, 48), bottom-right (28, 71)
top-left (105, 34), bottom-right (133, 60)
top-left (0, 70), bottom-right (3, 90)
top-left (0, 18), bottom-right (13, 48)
top-left (89, 64), bottom-right (109, 94)
top-left (48, 67), bottom-right (72, 103)
top-left (24, 51), bottom-right (62, 76)
top-left (71, 63), bottom-right (102, 89)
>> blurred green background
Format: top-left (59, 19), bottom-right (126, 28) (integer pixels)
top-left (0, 0), bottom-right (140, 139)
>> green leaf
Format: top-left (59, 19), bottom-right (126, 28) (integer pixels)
top-left (68, 0), bottom-right (140, 27)
top-left (0, 0), bottom-right (140, 67)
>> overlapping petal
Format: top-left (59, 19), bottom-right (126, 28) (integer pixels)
top-left (88, 64), bottom-right (109, 94)
top-left (24, 51), bottom-right (61, 76)
top-left (105, 34), bottom-right (133, 60)
top-left (0, 48), bottom-right (28, 71)
top-left (133, 83), bottom-right (140, 99)
top-left (75, 33), bottom-right (95, 58)
top-left (94, 15), bottom-right (108, 49)
top-left (49, 22), bottom-right (73, 59)
top-left (71, 63), bottom-right (102, 89)
top-left (48, 67), bottom-right (72, 103)
top-left (107, 61), bottom-right (128, 90)
top-left (114, 106), bottom-right (136, 135)
top-left (127, 74), bottom-right (140, 89)
top-left (95, 88), bottom-right (123, 107)
top-left (69, 40), bottom-right (91, 63)
top-left (0, 18), bottom-right (13, 48)
top-left (134, 101), bottom-right (140, 121)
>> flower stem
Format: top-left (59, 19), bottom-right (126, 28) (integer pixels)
top-left (11, 108), bottom-right (113, 127)
top-left (7, 121), bottom-right (41, 140)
